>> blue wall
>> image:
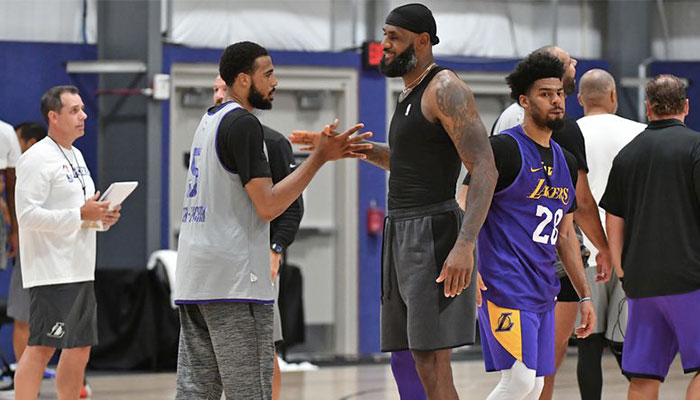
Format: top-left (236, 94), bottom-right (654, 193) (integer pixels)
top-left (0, 40), bottom-right (99, 362)
top-left (1, 40), bottom-right (615, 358)
top-left (650, 62), bottom-right (700, 131)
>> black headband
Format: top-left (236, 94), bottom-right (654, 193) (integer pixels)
top-left (385, 3), bottom-right (439, 45)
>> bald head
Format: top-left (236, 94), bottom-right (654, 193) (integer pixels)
top-left (578, 69), bottom-right (617, 115)
top-left (534, 45), bottom-right (577, 95)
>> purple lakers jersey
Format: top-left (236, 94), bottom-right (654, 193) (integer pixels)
top-left (478, 125), bottom-right (575, 312)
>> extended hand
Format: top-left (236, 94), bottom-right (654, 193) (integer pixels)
top-left (436, 240), bottom-right (474, 297)
top-left (575, 300), bottom-right (596, 338)
top-left (314, 123), bottom-right (373, 161)
top-left (80, 192), bottom-right (111, 222)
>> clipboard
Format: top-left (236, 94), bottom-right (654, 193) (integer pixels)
top-left (99, 181), bottom-right (138, 211)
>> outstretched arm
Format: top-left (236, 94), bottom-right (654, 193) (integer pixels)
top-left (290, 120), bottom-right (390, 171)
top-left (426, 70), bottom-right (498, 297)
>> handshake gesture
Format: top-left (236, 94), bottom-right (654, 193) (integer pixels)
top-left (289, 119), bottom-right (373, 161)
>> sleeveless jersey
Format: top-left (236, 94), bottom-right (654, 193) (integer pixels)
top-left (175, 102), bottom-right (273, 304)
top-left (478, 125), bottom-right (575, 312)
top-left (388, 66), bottom-right (461, 210)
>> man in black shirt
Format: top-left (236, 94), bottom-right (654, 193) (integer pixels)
top-left (292, 4), bottom-right (497, 399)
top-left (214, 75), bottom-right (303, 400)
top-left (601, 74), bottom-right (700, 399)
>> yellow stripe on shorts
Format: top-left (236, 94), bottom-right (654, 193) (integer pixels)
top-left (487, 300), bottom-right (523, 362)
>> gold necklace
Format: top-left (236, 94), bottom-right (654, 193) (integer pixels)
top-left (399, 62), bottom-right (437, 102)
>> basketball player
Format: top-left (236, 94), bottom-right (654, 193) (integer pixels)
top-left (460, 51), bottom-right (595, 400)
top-left (175, 41), bottom-right (371, 400)
top-left (601, 74), bottom-right (700, 400)
top-left (214, 74), bottom-right (304, 400)
top-left (291, 4), bottom-right (497, 399)
top-left (491, 45), bottom-right (612, 400)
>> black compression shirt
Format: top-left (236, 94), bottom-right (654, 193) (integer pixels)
top-left (387, 66), bottom-right (461, 210)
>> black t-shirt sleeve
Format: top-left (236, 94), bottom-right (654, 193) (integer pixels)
top-left (463, 134), bottom-right (521, 192)
top-left (216, 112), bottom-right (271, 186)
top-left (552, 116), bottom-right (588, 172)
top-left (599, 156), bottom-right (625, 217)
top-left (563, 148), bottom-right (579, 213)
top-left (264, 126), bottom-right (304, 248)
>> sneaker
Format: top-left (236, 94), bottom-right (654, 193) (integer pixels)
top-left (80, 382), bottom-right (92, 398)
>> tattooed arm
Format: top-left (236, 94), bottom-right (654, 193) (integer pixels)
top-left (289, 122), bottom-right (390, 171)
top-left (423, 70), bottom-right (498, 297)
top-left (358, 142), bottom-right (391, 171)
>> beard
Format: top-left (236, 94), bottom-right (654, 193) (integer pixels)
top-left (563, 76), bottom-right (576, 96)
top-left (532, 105), bottom-right (565, 131)
top-left (379, 44), bottom-right (418, 78)
top-left (249, 82), bottom-right (273, 110)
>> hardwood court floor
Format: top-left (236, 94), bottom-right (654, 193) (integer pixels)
top-left (29, 354), bottom-right (690, 399)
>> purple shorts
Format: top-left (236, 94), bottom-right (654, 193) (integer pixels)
top-left (478, 300), bottom-right (555, 377)
top-left (623, 288), bottom-right (700, 381)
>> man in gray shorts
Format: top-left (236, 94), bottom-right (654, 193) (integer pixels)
top-left (292, 4), bottom-right (497, 398)
top-left (213, 76), bottom-right (303, 400)
top-left (175, 42), bottom-right (370, 400)
top-left (14, 86), bottom-right (122, 399)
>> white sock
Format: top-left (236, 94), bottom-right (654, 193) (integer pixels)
top-left (523, 376), bottom-right (544, 400)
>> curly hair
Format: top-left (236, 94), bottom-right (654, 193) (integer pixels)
top-left (646, 74), bottom-right (686, 116)
top-left (506, 52), bottom-right (565, 102)
top-left (219, 41), bottom-right (269, 86)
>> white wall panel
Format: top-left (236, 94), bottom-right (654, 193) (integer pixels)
top-left (170, 0), bottom-right (331, 50)
top-left (0, 0), bottom-right (97, 43)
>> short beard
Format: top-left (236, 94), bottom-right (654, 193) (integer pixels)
top-left (563, 77), bottom-right (576, 96)
top-left (379, 44), bottom-right (418, 78)
top-left (249, 83), bottom-right (272, 110)
top-left (532, 106), bottom-right (565, 131)
top-left (546, 116), bottom-right (565, 131)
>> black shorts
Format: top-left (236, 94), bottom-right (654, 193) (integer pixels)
top-left (557, 275), bottom-right (580, 302)
top-left (29, 281), bottom-right (98, 348)
top-left (381, 200), bottom-right (477, 352)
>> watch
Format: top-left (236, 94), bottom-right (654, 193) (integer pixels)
top-left (271, 243), bottom-right (284, 254)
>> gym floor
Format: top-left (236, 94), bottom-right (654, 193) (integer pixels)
top-left (24, 352), bottom-right (690, 399)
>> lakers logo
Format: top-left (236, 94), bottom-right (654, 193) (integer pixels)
top-left (487, 301), bottom-right (523, 361)
top-left (496, 312), bottom-right (515, 332)
top-left (527, 178), bottom-right (570, 205)
top-left (47, 322), bottom-right (65, 339)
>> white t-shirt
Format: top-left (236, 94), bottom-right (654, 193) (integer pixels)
top-left (491, 102), bottom-right (524, 135)
top-left (576, 113), bottom-right (646, 260)
top-left (15, 136), bottom-right (97, 288)
top-left (0, 119), bottom-right (21, 169)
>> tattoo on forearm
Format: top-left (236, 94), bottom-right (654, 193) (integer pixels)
top-left (360, 141), bottom-right (390, 171)
top-left (435, 74), bottom-right (497, 244)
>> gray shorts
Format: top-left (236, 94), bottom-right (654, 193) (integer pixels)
top-left (28, 281), bottom-right (98, 349)
top-left (176, 302), bottom-right (274, 400)
top-left (576, 267), bottom-right (628, 342)
top-left (7, 254), bottom-right (30, 323)
top-left (381, 200), bottom-right (478, 352)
